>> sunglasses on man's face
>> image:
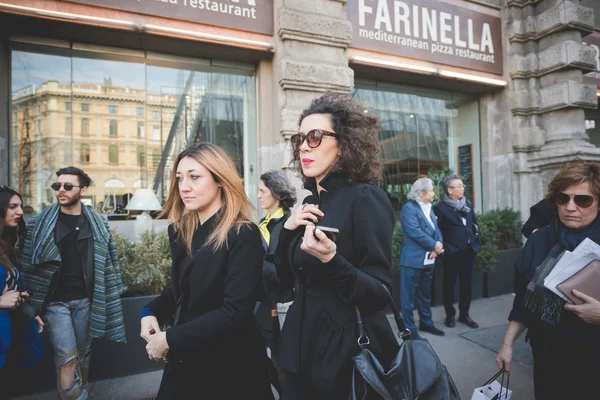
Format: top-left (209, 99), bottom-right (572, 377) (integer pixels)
top-left (290, 129), bottom-right (338, 152)
top-left (51, 182), bottom-right (81, 192)
top-left (555, 193), bottom-right (595, 208)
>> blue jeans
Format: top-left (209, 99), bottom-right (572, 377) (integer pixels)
top-left (43, 298), bottom-right (91, 400)
top-left (400, 266), bottom-right (434, 334)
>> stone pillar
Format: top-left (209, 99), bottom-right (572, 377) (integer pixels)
top-left (506, 0), bottom-right (598, 219)
top-left (273, 0), bottom-right (353, 197)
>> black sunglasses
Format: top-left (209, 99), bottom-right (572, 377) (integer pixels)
top-left (51, 182), bottom-right (81, 192)
top-left (290, 129), bottom-right (338, 152)
top-left (555, 193), bottom-right (595, 208)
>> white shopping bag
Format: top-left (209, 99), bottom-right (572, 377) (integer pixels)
top-left (471, 380), bottom-right (512, 400)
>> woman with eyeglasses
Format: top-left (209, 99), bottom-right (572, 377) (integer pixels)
top-left (273, 92), bottom-right (398, 399)
top-left (496, 161), bottom-right (600, 399)
top-left (0, 186), bottom-right (44, 398)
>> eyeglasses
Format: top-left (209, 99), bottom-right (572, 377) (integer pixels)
top-left (290, 129), bottom-right (338, 152)
top-left (449, 185), bottom-right (464, 189)
top-left (51, 182), bottom-right (81, 191)
top-left (555, 193), bottom-right (595, 208)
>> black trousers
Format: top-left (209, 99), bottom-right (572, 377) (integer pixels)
top-left (442, 248), bottom-right (475, 318)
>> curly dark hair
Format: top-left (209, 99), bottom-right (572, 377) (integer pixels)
top-left (291, 92), bottom-right (382, 192)
top-left (0, 186), bottom-right (26, 273)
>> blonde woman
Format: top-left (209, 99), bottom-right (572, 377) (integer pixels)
top-left (139, 143), bottom-right (273, 399)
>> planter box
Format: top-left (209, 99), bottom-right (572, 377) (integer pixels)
top-left (12, 295), bottom-right (162, 397)
top-left (483, 248), bottom-right (522, 298)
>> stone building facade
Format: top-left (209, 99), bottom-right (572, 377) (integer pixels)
top-left (0, 0), bottom-right (598, 223)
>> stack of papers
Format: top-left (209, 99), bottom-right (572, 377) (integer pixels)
top-left (543, 238), bottom-right (600, 303)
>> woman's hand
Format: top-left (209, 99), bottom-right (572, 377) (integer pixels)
top-left (146, 331), bottom-right (169, 361)
top-left (0, 290), bottom-right (25, 310)
top-left (34, 316), bottom-right (44, 333)
top-left (140, 316), bottom-right (161, 343)
top-left (564, 290), bottom-right (600, 325)
top-left (284, 204), bottom-right (324, 231)
top-left (496, 343), bottom-right (513, 373)
top-left (301, 225), bottom-right (336, 263)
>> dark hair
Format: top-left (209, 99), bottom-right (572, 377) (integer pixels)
top-left (260, 170), bottom-right (297, 210)
top-left (442, 174), bottom-right (462, 196)
top-left (546, 161), bottom-right (600, 208)
top-left (56, 166), bottom-right (92, 187)
top-left (292, 92), bottom-right (382, 192)
top-left (0, 186), bottom-right (26, 274)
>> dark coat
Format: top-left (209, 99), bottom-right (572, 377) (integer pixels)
top-left (434, 200), bottom-right (481, 255)
top-left (521, 198), bottom-right (555, 239)
top-left (274, 173), bottom-right (398, 395)
top-left (256, 208), bottom-right (294, 347)
top-left (146, 217), bottom-right (273, 399)
top-left (509, 222), bottom-right (600, 399)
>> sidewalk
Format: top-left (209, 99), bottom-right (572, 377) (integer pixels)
top-left (15, 294), bottom-right (534, 400)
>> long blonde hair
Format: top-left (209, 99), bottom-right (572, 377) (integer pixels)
top-left (159, 142), bottom-right (253, 255)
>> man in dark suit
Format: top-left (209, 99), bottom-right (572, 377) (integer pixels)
top-left (434, 175), bottom-right (481, 329)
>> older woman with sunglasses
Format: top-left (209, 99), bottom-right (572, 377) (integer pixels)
top-left (496, 161), bottom-right (600, 400)
top-left (273, 92), bottom-right (398, 399)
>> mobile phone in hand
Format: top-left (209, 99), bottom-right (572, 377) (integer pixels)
top-left (317, 226), bottom-right (339, 242)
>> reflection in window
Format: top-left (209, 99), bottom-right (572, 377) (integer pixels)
top-left (11, 48), bottom-right (257, 216)
top-left (81, 118), bottom-right (89, 136)
top-left (137, 145), bottom-right (145, 166)
top-left (137, 121), bottom-right (145, 138)
top-left (153, 149), bottom-right (161, 168)
top-left (109, 145), bottom-right (119, 164)
top-left (81, 144), bottom-right (90, 163)
top-left (109, 120), bottom-right (118, 136)
top-left (65, 117), bottom-right (72, 135)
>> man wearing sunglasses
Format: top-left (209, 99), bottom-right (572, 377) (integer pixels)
top-left (21, 166), bottom-right (125, 400)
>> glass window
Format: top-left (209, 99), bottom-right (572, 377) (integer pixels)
top-left (10, 46), bottom-right (257, 218)
top-left (65, 117), bottom-right (72, 135)
top-left (137, 121), bottom-right (145, 138)
top-left (81, 118), bottom-right (89, 136)
top-left (81, 144), bottom-right (90, 163)
top-left (65, 102), bottom-right (71, 111)
top-left (137, 145), bottom-right (145, 166)
top-left (352, 81), bottom-right (481, 211)
top-left (109, 144), bottom-right (119, 164)
top-left (109, 120), bottom-right (118, 136)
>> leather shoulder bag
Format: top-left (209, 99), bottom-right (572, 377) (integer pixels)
top-left (350, 284), bottom-right (461, 400)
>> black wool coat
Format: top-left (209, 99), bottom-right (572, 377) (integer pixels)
top-left (274, 173), bottom-right (399, 395)
top-left (146, 216), bottom-right (273, 400)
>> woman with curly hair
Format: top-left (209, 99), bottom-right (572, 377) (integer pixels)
top-left (274, 92), bottom-right (398, 399)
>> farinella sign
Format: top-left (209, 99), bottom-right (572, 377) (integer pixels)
top-left (63, 0), bottom-right (273, 35)
top-left (348, 0), bottom-right (503, 75)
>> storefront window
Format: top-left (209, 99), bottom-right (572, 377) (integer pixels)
top-left (352, 80), bottom-right (482, 212)
top-left (10, 45), bottom-right (257, 218)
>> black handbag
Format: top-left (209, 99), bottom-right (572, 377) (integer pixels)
top-left (350, 285), bottom-right (460, 400)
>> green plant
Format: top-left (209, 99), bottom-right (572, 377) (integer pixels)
top-left (475, 208), bottom-right (523, 273)
top-left (114, 228), bottom-right (171, 296)
top-left (391, 221), bottom-right (403, 273)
